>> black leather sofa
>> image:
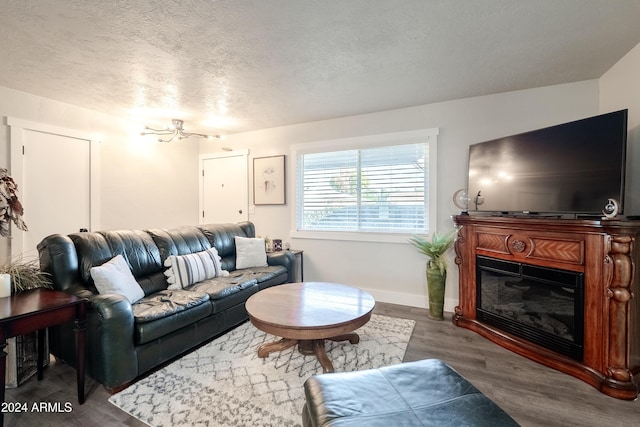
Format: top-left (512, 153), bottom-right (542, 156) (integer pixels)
top-left (37, 221), bottom-right (296, 391)
top-left (302, 359), bottom-right (520, 426)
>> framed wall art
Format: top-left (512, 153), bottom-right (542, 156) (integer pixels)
top-left (253, 155), bottom-right (285, 205)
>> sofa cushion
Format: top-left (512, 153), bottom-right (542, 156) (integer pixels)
top-left (132, 289), bottom-right (212, 344)
top-left (188, 275), bottom-right (259, 313)
top-left (235, 236), bottom-right (267, 268)
top-left (146, 226), bottom-right (212, 262)
top-left (90, 255), bottom-right (145, 303)
top-left (100, 230), bottom-right (163, 277)
top-left (164, 247), bottom-right (229, 290)
top-left (237, 266), bottom-right (287, 284)
top-left (133, 289), bottom-right (210, 322)
top-left (70, 229), bottom-right (163, 289)
top-left (199, 222), bottom-right (254, 268)
top-left (136, 271), bottom-right (170, 296)
top-left (302, 359), bottom-right (520, 427)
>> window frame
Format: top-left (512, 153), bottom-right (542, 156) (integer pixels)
top-left (290, 128), bottom-right (439, 243)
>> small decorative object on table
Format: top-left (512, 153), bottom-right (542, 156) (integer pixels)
top-left (0, 257), bottom-right (51, 296)
top-left (0, 274), bottom-right (9, 298)
top-left (273, 239), bottom-right (282, 251)
top-left (0, 168), bottom-right (50, 392)
top-left (263, 236), bottom-right (273, 253)
top-left (0, 168), bottom-right (43, 298)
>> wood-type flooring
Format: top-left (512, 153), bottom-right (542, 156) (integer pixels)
top-left (4, 302), bottom-right (639, 426)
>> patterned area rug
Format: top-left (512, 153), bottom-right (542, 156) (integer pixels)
top-left (109, 314), bottom-right (415, 427)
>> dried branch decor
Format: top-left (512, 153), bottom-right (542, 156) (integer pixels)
top-left (0, 168), bottom-right (28, 237)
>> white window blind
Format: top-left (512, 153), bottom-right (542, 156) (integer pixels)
top-left (296, 142), bottom-right (428, 233)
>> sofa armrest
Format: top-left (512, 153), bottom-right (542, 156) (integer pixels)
top-left (267, 251), bottom-right (297, 283)
top-left (37, 233), bottom-right (84, 293)
top-left (86, 293), bottom-right (139, 389)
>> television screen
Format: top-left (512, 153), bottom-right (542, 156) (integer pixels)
top-left (467, 110), bottom-right (628, 216)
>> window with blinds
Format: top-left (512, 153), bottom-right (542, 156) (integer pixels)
top-left (296, 142), bottom-right (428, 233)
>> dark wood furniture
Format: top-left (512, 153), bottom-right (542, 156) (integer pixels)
top-left (453, 215), bottom-right (640, 400)
top-left (0, 289), bottom-right (86, 425)
top-left (245, 282), bottom-right (375, 373)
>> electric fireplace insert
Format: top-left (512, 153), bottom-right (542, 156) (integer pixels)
top-left (476, 256), bottom-right (584, 361)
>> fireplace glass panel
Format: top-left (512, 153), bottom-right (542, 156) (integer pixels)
top-left (476, 256), bottom-right (584, 360)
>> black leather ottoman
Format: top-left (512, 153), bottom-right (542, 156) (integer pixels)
top-left (302, 359), bottom-right (520, 426)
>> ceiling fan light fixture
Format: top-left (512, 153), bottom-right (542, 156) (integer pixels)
top-left (141, 119), bottom-right (221, 142)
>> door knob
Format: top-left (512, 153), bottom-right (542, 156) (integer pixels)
top-left (239, 210), bottom-right (243, 214)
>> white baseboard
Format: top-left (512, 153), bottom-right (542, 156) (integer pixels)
top-left (359, 286), bottom-right (458, 312)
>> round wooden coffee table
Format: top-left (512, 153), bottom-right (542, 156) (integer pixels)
top-left (245, 282), bottom-right (376, 373)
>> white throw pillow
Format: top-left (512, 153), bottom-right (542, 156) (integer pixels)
top-left (164, 247), bottom-right (228, 290)
top-left (90, 254), bottom-right (145, 303)
top-left (235, 236), bottom-right (268, 269)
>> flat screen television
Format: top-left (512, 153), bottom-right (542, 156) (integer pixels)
top-left (466, 109), bottom-right (628, 217)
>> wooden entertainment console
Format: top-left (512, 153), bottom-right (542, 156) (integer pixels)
top-left (453, 214), bottom-right (639, 400)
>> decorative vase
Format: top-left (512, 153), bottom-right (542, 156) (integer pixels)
top-left (0, 273), bottom-right (11, 298)
top-left (426, 265), bottom-right (446, 320)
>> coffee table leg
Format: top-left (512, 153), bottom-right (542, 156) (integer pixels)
top-left (312, 340), bottom-right (334, 373)
top-left (312, 334), bottom-right (359, 373)
top-left (258, 338), bottom-right (298, 358)
top-left (327, 332), bottom-right (360, 345)
top-left (257, 333), bottom-right (360, 374)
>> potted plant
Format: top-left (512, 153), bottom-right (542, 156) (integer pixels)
top-left (0, 168), bottom-right (28, 237)
top-left (0, 257), bottom-right (51, 296)
top-left (409, 228), bottom-right (457, 320)
top-left (0, 167), bottom-right (44, 297)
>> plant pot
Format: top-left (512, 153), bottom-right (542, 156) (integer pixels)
top-left (426, 265), bottom-right (446, 320)
top-left (0, 273), bottom-right (11, 298)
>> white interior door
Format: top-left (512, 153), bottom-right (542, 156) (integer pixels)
top-left (8, 118), bottom-right (98, 260)
top-left (200, 150), bottom-right (249, 224)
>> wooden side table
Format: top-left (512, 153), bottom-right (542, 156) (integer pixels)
top-left (0, 289), bottom-right (86, 425)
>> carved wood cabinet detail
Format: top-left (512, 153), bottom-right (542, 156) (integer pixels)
top-left (453, 215), bottom-right (639, 400)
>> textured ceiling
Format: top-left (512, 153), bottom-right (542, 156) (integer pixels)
top-left (1, 0), bottom-right (640, 135)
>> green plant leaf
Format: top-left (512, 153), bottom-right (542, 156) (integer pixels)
top-left (409, 228), bottom-right (457, 274)
top-left (0, 257), bottom-right (51, 293)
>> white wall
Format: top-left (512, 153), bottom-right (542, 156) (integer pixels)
top-left (0, 86), bottom-right (200, 260)
top-left (0, 77), bottom-right (603, 310)
top-left (599, 41), bottom-right (640, 216)
top-left (98, 131), bottom-right (200, 230)
top-left (201, 80), bottom-right (599, 309)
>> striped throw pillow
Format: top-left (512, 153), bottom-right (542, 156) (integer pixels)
top-left (164, 247), bottom-right (228, 290)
